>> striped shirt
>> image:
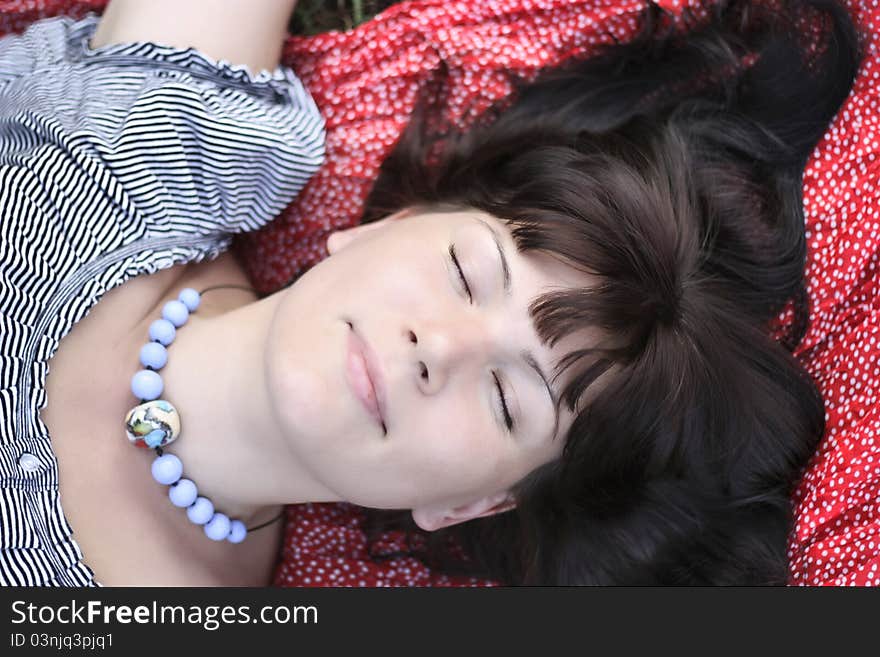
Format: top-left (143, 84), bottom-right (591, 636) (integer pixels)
top-left (0, 13), bottom-right (325, 586)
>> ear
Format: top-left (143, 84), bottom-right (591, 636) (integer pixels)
top-left (325, 208), bottom-right (415, 255)
top-left (411, 491), bottom-right (516, 532)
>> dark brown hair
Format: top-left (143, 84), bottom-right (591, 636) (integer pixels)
top-left (360, 0), bottom-right (863, 584)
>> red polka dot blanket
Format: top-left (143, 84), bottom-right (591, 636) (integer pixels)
top-left (2, 0), bottom-right (876, 586)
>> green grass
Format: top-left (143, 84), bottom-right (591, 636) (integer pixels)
top-left (290, 0), bottom-right (401, 35)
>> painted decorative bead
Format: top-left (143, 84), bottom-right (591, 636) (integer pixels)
top-left (227, 520), bottom-right (247, 544)
top-left (125, 400), bottom-right (180, 448)
top-left (178, 288), bottom-right (201, 312)
top-left (204, 513), bottom-right (231, 541)
top-left (131, 369), bottom-right (163, 401)
top-left (148, 318), bottom-right (176, 346)
top-left (169, 478), bottom-right (198, 508)
top-left (162, 300), bottom-right (190, 327)
top-left (187, 497), bottom-right (214, 525)
top-left (140, 342), bottom-right (168, 370)
top-left (151, 453), bottom-right (183, 485)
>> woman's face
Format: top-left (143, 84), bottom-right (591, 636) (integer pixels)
top-left (264, 208), bottom-right (593, 529)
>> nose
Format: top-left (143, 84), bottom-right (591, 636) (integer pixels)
top-left (408, 315), bottom-right (493, 394)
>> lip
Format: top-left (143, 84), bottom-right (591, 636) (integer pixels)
top-left (345, 324), bottom-right (388, 430)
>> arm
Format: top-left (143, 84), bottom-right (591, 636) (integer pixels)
top-left (89, 0), bottom-right (299, 74)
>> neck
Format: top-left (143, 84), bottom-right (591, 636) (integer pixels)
top-left (153, 287), bottom-right (339, 526)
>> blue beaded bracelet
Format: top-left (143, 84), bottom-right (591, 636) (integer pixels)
top-left (123, 288), bottom-right (256, 543)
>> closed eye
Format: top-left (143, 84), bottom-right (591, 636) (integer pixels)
top-left (493, 371), bottom-right (515, 433)
top-left (449, 244), bottom-right (473, 303)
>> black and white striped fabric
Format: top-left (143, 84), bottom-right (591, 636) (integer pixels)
top-left (0, 13), bottom-right (325, 586)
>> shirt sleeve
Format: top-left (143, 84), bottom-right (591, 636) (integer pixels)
top-left (0, 13), bottom-right (326, 236)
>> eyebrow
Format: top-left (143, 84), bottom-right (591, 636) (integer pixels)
top-left (474, 217), bottom-right (561, 441)
top-left (475, 217), bottom-right (512, 294)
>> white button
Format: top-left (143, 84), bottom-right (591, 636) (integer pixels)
top-left (18, 452), bottom-right (43, 472)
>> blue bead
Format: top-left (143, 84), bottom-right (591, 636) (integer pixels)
top-left (139, 342), bottom-right (168, 370)
top-left (131, 369), bottom-right (163, 401)
top-left (162, 300), bottom-right (190, 328)
top-left (168, 478), bottom-right (198, 508)
top-left (178, 288), bottom-right (201, 312)
top-left (151, 454), bottom-right (183, 485)
top-left (148, 319), bottom-right (176, 346)
top-left (205, 513), bottom-right (231, 541)
top-left (187, 497), bottom-right (214, 525)
top-left (227, 520), bottom-right (247, 544)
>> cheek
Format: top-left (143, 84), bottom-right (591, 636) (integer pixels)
top-left (407, 393), bottom-right (561, 497)
top-left (398, 400), bottom-right (513, 494)
top-left (358, 239), bottom-right (444, 306)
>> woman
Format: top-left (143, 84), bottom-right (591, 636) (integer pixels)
top-left (0, 0), bottom-right (862, 586)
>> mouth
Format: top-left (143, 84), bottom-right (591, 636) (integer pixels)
top-left (345, 322), bottom-right (388, 434)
